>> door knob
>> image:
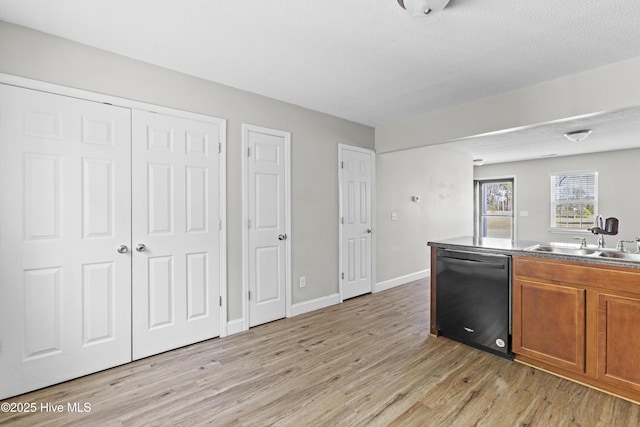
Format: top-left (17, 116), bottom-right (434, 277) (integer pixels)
top-left (117, 245), bottom-right (129, 254)
top-left (367, 228), bottom-right (373, 234)
top-left (278, 234), bottom-right (288, 241)
top-left (136, 244), bottom-right (147, 252)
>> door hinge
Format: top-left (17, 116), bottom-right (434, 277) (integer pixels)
top-left (341, 272), bottom-right (345, 280)
top-left (219, 218), bottom-right (222, 231)
top-left (219, 296), bottom-right (222, 307)
top-left (247, 147), bottom-right (251, 157)
top-left (341, 217), bottom-right (344, 225)
top-left (248, 290), bottom-right (251, 300)
top-left (218, 142), bottom-right (222, 154)
top-left (340, 161), bottom-right (344, 169)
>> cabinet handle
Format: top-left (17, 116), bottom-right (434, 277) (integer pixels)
top-left (117, 245), bottom-right (129, 254)
top-left (136, 244), bottom-right (147, 252)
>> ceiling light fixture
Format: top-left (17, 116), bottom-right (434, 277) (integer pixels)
top-left (473, 158), bottom-right (484, 166)
top-left (397, 0), bottom-right (451, 16)
top-left (563, 129), bottom-right (592, 142)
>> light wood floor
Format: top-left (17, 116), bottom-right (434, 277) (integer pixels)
top-left (1, 279), bottom-right (638, 426)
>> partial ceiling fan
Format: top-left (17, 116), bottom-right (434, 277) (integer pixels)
top-left (397, 0), bottom-right (451, 16)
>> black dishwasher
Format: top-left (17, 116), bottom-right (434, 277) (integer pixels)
top-left (436, 248), bottom-right (513, 359)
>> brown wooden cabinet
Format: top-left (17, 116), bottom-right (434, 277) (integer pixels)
top-left (513, 279), bottom-right (586, 373)
top-left (513, 256), bottom-right (640, 403)
top-left (596, 292), bottom-right (640, 393)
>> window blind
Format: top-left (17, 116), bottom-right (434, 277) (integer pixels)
top-left (550, 171), bottom-right (598, 231)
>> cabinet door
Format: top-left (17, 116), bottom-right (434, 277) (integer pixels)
top-left (513, 279), bottom-right (586, 373)
top-left (0, 84), bottom-right (132, 399)
top-left (131, 110), bottom-right (222, 360)
top-left (597, 293), bottom-right (640, 392)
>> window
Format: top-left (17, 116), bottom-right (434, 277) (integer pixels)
top-left (475, 178), bottom-right (514, 240)
top-left (550, 171), bottom-right (598, 232)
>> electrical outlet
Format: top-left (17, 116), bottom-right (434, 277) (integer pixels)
top-left (391, 212), bottom-right (398, 221)
top-left (299, 276), bottom-right (306, 288)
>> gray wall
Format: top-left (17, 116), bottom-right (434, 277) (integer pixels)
top-left (474, 148), bottom-right (640, 245)
top-left (0, 21), bottom-right (374, 321)
top-left (376, 147), bottom-right (473, 281)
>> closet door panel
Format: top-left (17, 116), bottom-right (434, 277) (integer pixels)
top-left (0, 84), bottom-right (132, 400)
top-left (132, 110), bottom-right (221, 360)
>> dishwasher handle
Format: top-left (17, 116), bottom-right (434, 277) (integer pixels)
top-left (439, 255), bottom-right (506, 270)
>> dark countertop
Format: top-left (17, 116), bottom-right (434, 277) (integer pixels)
top-left (428, 236), bottom-right (640, 269)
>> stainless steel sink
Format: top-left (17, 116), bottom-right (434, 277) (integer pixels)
top-left (525, 244), bottom-right (601, 257)
top-left (525, 244), bottom-right (640, 263)
top-left (597, 251), bottom-right (640, 262)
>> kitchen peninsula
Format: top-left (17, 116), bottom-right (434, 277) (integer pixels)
top-left (429, 236), bottom-right (640, 404)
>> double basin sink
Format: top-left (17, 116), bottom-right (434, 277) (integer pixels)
top-left (525, 244), bottom-right (640, 262)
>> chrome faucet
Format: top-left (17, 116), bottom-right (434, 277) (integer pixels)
top-left (616, 239), bottom-right (635, 252)
top-left (595, 234), bottom-right (606, 248)
top-left (573, 237), bottom-right (588, 248)
top-left (636, 237), bottom-right (640, 253)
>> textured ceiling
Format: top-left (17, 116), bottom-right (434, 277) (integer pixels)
top-left (2, 0), bottom-right (640, 129)
top-left (439, 107), bottom-right (640, 165)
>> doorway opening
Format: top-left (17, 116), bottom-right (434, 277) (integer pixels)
top-left (474, 177), bottom-right (515, 240)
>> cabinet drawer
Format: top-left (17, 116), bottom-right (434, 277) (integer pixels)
top-left (514, 256), bottom-right (640, 294)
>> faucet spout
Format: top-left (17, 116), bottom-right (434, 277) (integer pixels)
top-left (573, 237), bottom-right (588, 248)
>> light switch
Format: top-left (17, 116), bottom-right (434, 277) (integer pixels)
top-left (391, 212), bottom-right (398, 221)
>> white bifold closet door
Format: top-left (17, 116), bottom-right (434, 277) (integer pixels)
top-left (0, 84), bottom-right (223, 399)
top-left (131, 110), bottom-right (221, 360)
top-left (0, 84), bottom-right (132, 399)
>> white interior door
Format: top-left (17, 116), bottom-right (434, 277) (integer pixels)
top-left (244, 124), bottom-right (290, 328)
top-left (340, 145), bottom-right (374, 300)
top-left (132, 110), bottom-right (221, 360)
top-left (0, 84), bottom-right (132, 399)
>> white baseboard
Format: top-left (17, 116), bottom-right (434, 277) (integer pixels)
top-left (226, 318), bottom-right (245, 336)
top-left (375, 269), bottom-right (430, 293)
top-left (290, 293), bottom-right (341, 317)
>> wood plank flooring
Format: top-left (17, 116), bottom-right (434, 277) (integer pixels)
top-left (1, 279), bottom-right (638, 426)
